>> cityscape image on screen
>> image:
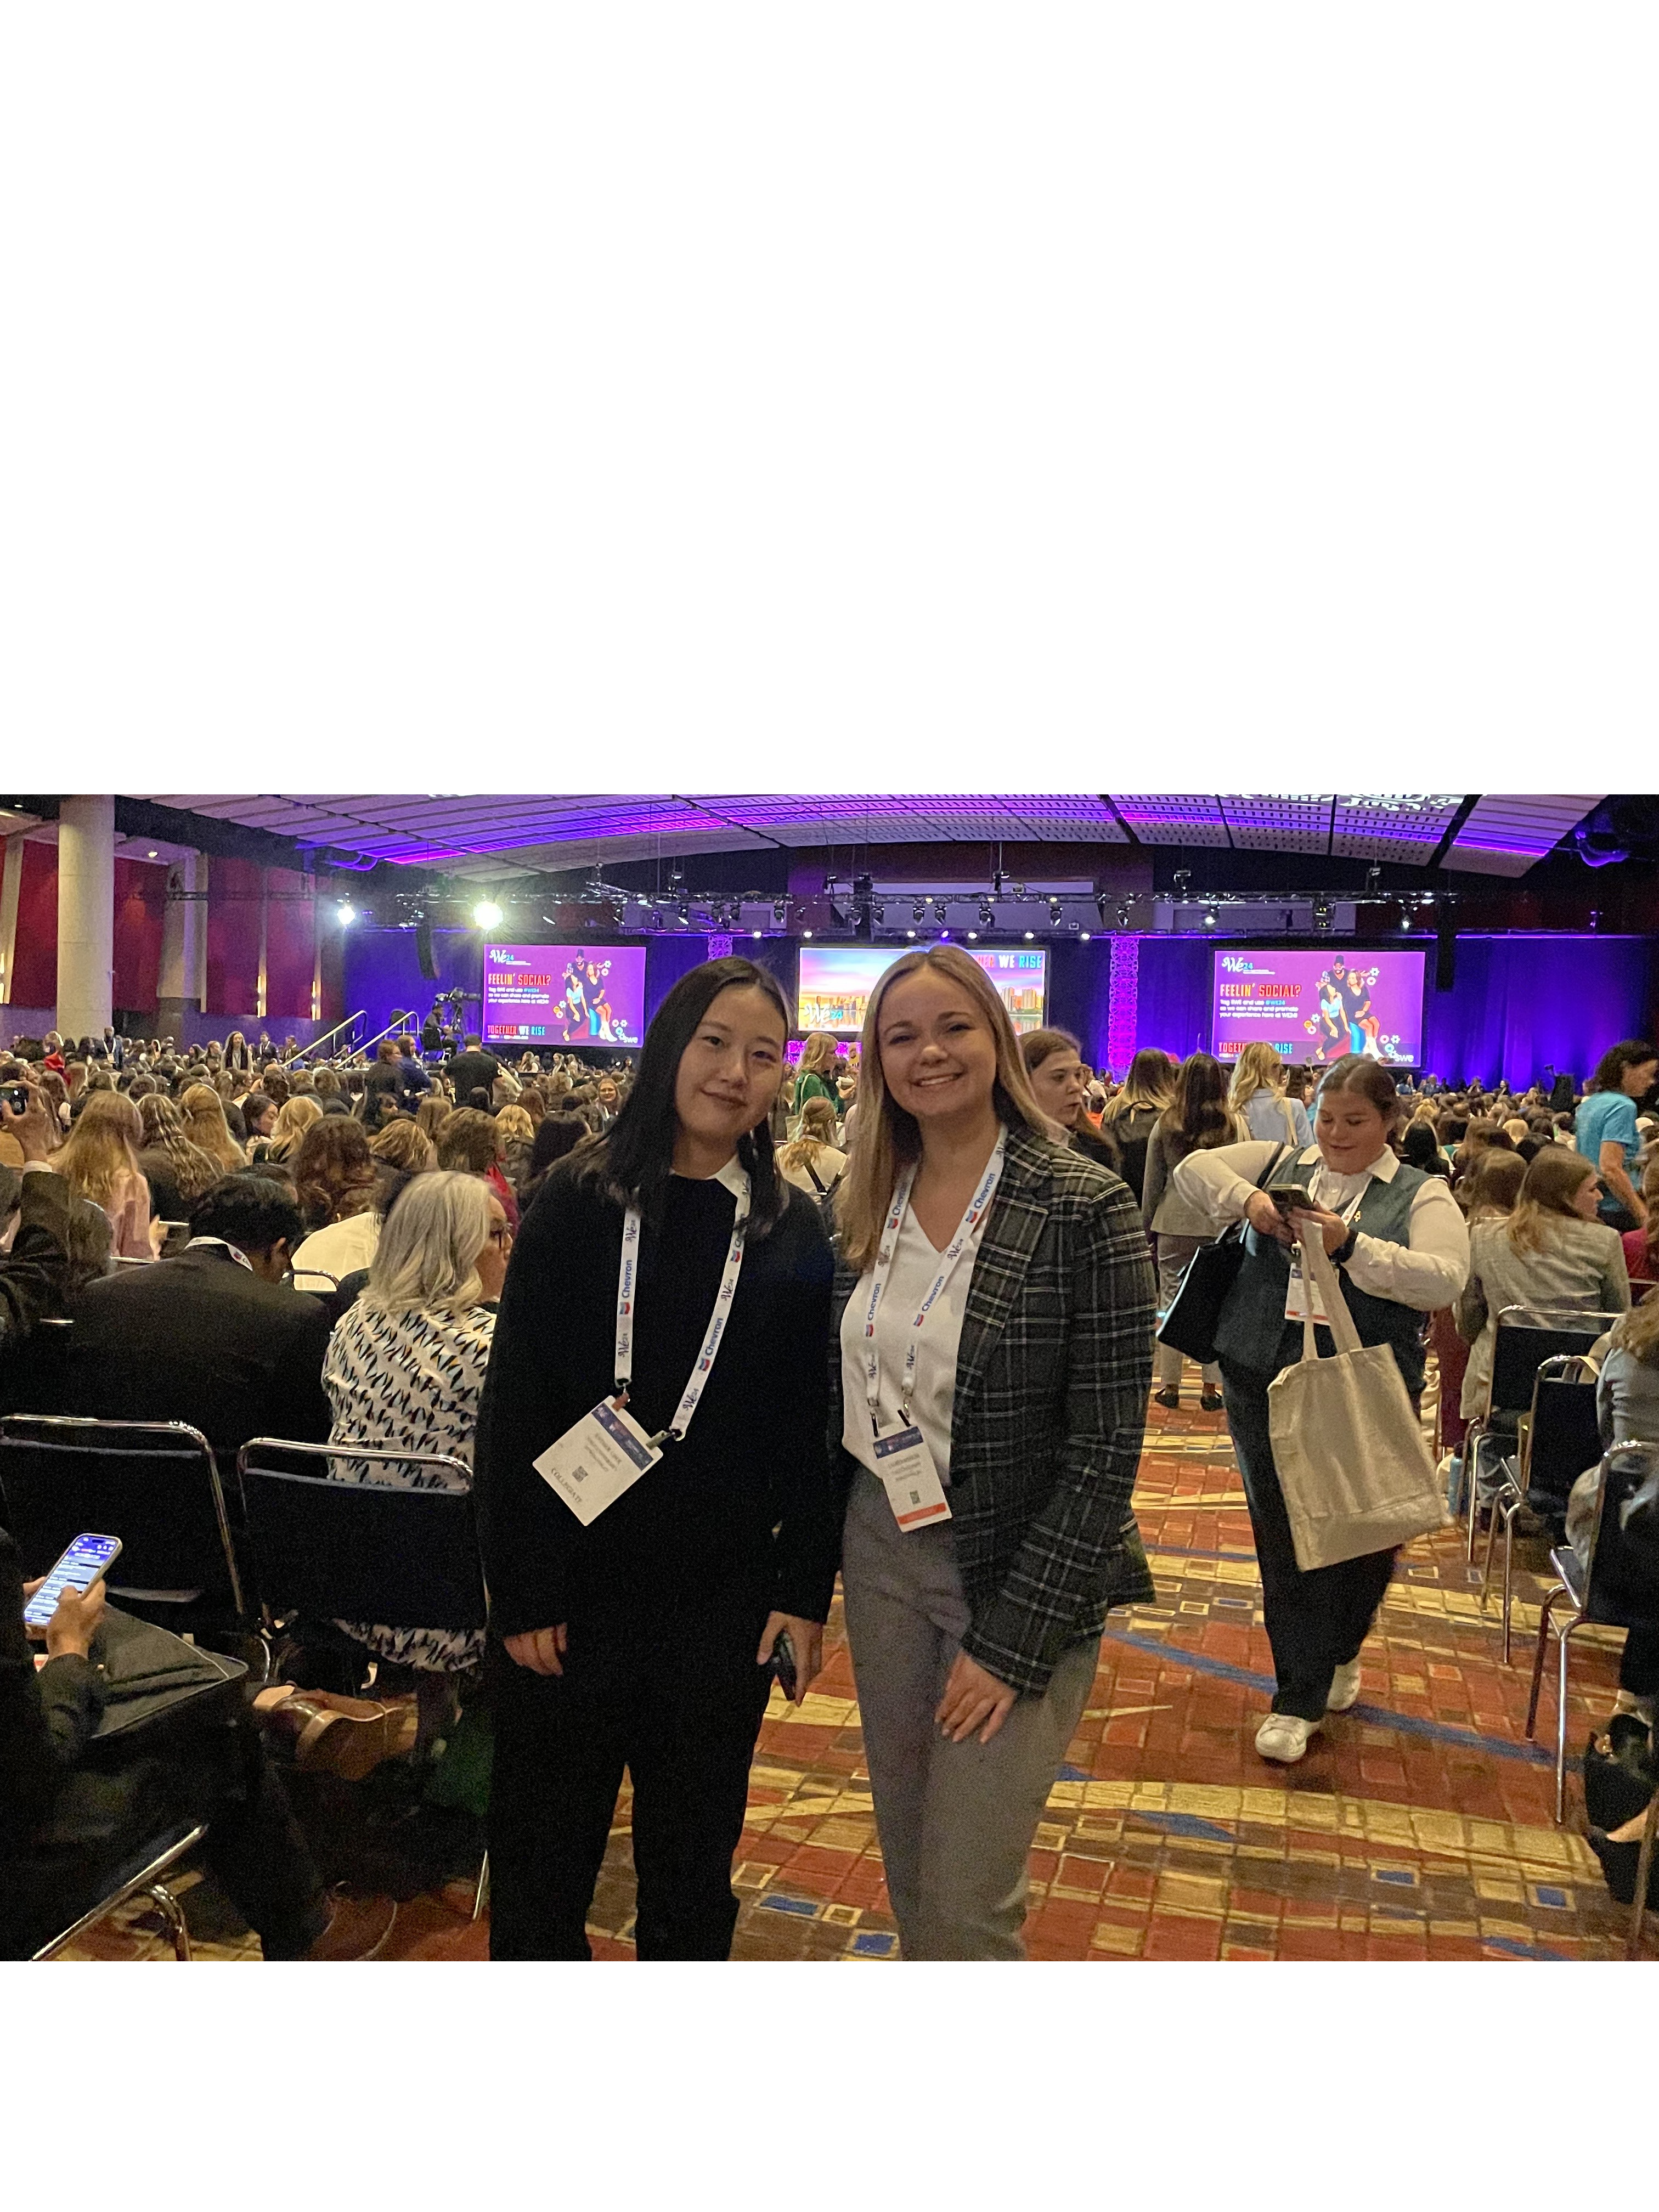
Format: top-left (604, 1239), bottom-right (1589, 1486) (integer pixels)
top-left (482, 944), bottom-right (647, 1047)
top-left (1210, 947), bottom-right (1426, 1065)
top-left (797, 945), bottom-right (1047, 1037)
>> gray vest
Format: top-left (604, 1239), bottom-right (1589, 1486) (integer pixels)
top-left (1214, 1150), bottom-right (1431, 1393)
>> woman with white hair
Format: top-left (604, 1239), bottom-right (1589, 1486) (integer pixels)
top-left (321, 1170), bottom-right (513, 1673)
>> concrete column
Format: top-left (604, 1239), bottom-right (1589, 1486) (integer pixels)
top-left (56, 795), bottom-right (115, 1039)
top-left (157, 848), bottom-right (209, 1039)
top-left (0, 832), bottom-right (24, 1005)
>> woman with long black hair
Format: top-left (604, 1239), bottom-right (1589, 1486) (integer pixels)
top-left (473, 958), bottom-right (838, 1960)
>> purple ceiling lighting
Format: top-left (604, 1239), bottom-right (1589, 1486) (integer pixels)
top-left (1444, 795), bottom-right (1606, 877)
top-left (1107, 795), bottom-right (1231, 845)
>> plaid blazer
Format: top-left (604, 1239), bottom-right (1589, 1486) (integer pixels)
top-left (831, 1121), bottom-right (1156, 1695)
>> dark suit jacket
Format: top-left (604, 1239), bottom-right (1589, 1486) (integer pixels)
top-left (445, 1049), bottom-right (500, 1102)
top-left (0, 1523), bottom-right (103, 1858)
top-left (61, 1246), bottom-right (333, 1473)
top-left (828, 1121), bottom-right (1158, 1695)
top-left (0, 1170), bottom-right (75, 1357)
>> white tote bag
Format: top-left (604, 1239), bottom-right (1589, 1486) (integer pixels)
top-left (1267, 1228), bottom-right (1449, 1570)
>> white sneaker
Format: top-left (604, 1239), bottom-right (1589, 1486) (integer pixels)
top-left (1255, 1713), bottom-right (1320, 1764)
top-left (1326, 1660), bottom-right (1364, 1714)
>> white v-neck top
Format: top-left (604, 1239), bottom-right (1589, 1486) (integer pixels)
top-left (840, 1199), bottom-right (993, 1486)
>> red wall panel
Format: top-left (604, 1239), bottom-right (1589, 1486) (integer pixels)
top-left (113, 858), bottom-right (166, 1013)
top-left (264, 867), bottom-right (318, 1022)
top-left (206, 856), bottom-right (263, 1017)
top-left (11, 840), bottom-right (59, 1007)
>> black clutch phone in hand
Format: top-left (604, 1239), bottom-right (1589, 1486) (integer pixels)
top-left (769, 1629), bottom-right (799, 1700)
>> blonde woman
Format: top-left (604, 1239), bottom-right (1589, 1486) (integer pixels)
top-left (1100, 1047), bottom-right (1176, 1204)
top-left (135, 1094), bottom-right (223, 1219)
top-left (1229, 1040), bottom-right (1312, 1148)
top-left (777, 1096), bottom-right (848, 1200)
top-left (322, 1172), bottom-right (510, 1675)
top-left (54, 1092), bottom-right (155, 1259)
top-left (180, 1083), bottom-right (246, 1175)
top-left (794, 1031), bottom-right (843, 1115)
top-left (493, 1102), bottom-right (536, 1194)
top-left (828, 944), bottom-right (1156, 1958)
top-left (369, 1117), bottom-right (435, 1175)
top-left (263, 1094), bottom-right (323, 1163)
top-left (414, 1093), bottom-right (452, 1150)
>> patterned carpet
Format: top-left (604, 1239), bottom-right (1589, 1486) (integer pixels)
top-left (53, 1390), bottom-right (1648, 1963)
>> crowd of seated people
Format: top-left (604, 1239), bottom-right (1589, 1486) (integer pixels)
top-left (3, 1015), bottom-right (1656, 1952)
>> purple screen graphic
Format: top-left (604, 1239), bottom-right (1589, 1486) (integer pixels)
top-left (483, 944), bottom-right (646, 1047)
top-left (1211, 948), bottom-right (1425, 1066)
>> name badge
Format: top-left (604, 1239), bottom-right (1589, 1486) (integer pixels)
top-left (1284, 1249), bottom-right (1333, 1326)
top-left (535, 1399), bottom-right (662, 1527)
top-left (873, 1425), bottom-right (951, 1531)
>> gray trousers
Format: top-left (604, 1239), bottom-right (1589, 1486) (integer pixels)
top-left (840, 1468), bottom-right (1098, 1960)
top-left (1154, 1234), bottom-right (1222, 1389)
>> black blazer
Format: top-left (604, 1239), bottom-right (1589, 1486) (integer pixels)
top-left (0, 1523), bottom-right (104, 1858)
top-left (61, 1247), bottom-right (332, 1471)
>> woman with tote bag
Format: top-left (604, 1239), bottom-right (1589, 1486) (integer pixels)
top-left (1172, 1056), bottom-right (1469, 1764)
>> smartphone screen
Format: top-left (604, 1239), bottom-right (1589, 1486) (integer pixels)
top-left (23, 1533), bottom-right (121, 1627)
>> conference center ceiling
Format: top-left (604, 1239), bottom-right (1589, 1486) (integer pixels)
top-left (122, 793), bottom-right (1607, 881)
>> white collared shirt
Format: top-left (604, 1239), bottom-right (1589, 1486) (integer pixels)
top-left (1172, 1138), bottom-right (1469, 1312)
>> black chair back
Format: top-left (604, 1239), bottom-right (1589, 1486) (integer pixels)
top-left (0, 1414), bottom-right (244, 1616)
top-left (1583, 1441), bottom-right (1659, 1629)
top-left (0, 1317), bottom-right (74, 1421)
top-left (1524, 1357), bottom-right (1604, 1514)
top-left (1489, 1310), bottom-right (1620, 1419)
top-left (236, 1438), bottom-right (487, 1632)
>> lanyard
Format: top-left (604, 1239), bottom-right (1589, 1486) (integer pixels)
top-left (189, 1236), bottom-right (254, 1273)
top-left (614, 1172), bottom-right (751, 1448)
top-left (862, 1131), bottom-right (1006, 1434)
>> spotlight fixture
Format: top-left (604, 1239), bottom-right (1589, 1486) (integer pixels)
top-left (906, 929), bottom-right (917, 939)
top-left (1048, 899), bottom-right (1062, 925)
top-left (1012, 883), bottom-right (1028, 902)
top-left (472, 900), bottom-right (503, 930)
top-left (872, 904), bottom-right (885, 924)
top-left (752, 928), bottom-right (762, 939)
top-left (146, 849), bottom-right (158, 860)
top-left (1312, 897), bottom-right (1332, 933)
top-left (677, 899), bottom-right (690, 926)
top-left (913, 900), bottom-right (926, 923)
top-left (336, 900), bottom-right (357, 926)
top-left (966, 930), bottom-right (979, 941)
top-left (1400, 910), bottom-right (1412, 930)
top-left (1080, 930), bottom-right (1091, 941)
top-left (1023, 929), bottom-right (1035, 941)
top-left (978, 899), bottom-right (994, 927)
top-left (933, 900), bottom-right (947, 924)
top-left (772, 899), bottom-right (787, 926)
top-left (939, 929), bottom-right (950, 939)
top-left (802, 929), bottom-right (814, 939)
top-left (1202, 907), bottom-right (1217, 930)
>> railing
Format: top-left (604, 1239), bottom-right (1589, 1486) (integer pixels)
top-left (284, 1011), bottom-right (364, 1063)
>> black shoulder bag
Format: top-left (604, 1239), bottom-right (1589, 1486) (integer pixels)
top-left (1156, 1143), bottom-right (1288, 1368)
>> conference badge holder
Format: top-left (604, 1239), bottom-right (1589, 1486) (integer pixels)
top-left (535, 1177), bottom-right (751, 1526)
top-left (873, 1426), bottom-right (951, 1531)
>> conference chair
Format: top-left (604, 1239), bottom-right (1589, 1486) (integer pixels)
top-left (1482, 1355), bottom-right (1604, 1662)
top-left (30, 1823), bottom-right (207, 1963)
top-left (236, 1437), bottom-right (492, 1916)
top-left (0, 1414), bottom-right (252, 1647)
top-left (1463, 1309), bottom-right (1623, 1561)
top-left (1525, 1439), bottom-right (1659, 1824)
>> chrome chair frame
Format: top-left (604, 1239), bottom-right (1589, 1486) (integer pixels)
top-left (1525, 1438), bottom-right (1659, 1824)
top-left (1484, 1354), bottom-right (1601, 1663)
top-left (31, 1824), bottom-right (207, 1961)
top-left (236, 1436), bottom-right (490, 1922)
top-left (0, 1413), bottom-right (247, 1620)
top-left (1463, 1308), bottom-right (1622, 1560)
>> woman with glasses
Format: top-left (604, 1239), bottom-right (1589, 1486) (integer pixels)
top-left (474, 958), bottom-right (838, 1960)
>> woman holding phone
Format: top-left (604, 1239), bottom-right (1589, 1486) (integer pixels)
top-left (473, 958), bottom-right (838, 1960)
top-left (830, 945), bottom-right (1156, 1960)
top-left (1172, 1056), bottom-right (1468, 1763)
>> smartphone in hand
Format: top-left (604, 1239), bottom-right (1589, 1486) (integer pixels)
top-left (768, 1628), bottom-right (799, 1701)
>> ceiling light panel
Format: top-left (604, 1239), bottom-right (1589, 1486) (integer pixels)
top-left (1107, 795), bottom-right (1232, 845)
top-left (1330, 794), bottom-right (1465, 863)
top-left (1220, 794), bottom-right (1334, 852)
top-left (1444, 794), bottom-right (1606, 876)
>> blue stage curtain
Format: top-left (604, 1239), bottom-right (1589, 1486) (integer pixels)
top-left (1131, 938), bottom-right (1214, 1062)
top-left (1046, 940), bottom-right (1117, 1071)
top-left (644, 935), bottom-right (713, 1022)
top-left (1421, 935), bottom-right (1654, 1087)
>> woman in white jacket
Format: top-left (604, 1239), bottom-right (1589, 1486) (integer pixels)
top-left (1172, 1056), bottom-right (1468, 1764)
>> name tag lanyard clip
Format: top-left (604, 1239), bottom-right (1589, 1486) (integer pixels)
top-left (614, 1178), bottom-right (751, 1449)
top-left (862, 1132), bottom-right (1006, 1437)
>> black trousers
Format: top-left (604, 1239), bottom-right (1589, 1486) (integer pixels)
top-left (1621, 1629), bottom-right (1659, 1697)
top-left (1220, 1359), bottom-right (1400, 1723)
top-left (486, 1581), bottom-right (775, 1961)
top-left (2, 1711), bottom-right (327, 1961)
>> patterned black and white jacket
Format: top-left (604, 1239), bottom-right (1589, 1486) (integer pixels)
top-left (830, 1119), bottom-right (1157, 1696)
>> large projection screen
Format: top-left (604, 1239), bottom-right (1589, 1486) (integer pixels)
top-left (797, 945), bottom-right (1047, 1036)
top-left (482, 943), bottom-right (646, 1047)
top-left (1211, 947), bottom-right (1426, 1066)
